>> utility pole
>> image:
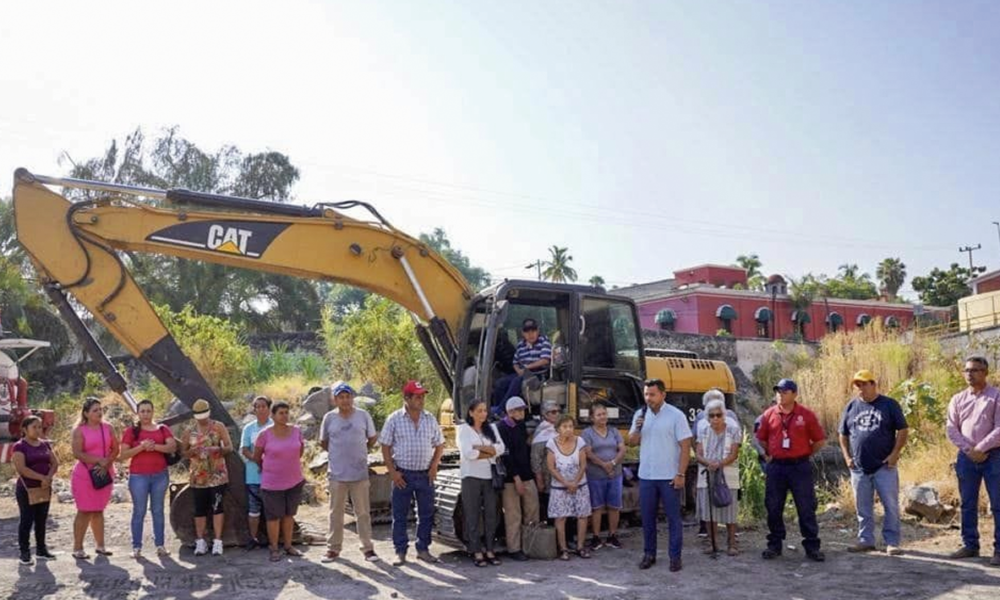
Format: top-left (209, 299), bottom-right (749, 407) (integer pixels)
top-left (993, 221), bottom-right (1000, 259)
top-left (525, 259), bottom-right (542, 281)
top-left (959, 244), bottom-right (982, 271)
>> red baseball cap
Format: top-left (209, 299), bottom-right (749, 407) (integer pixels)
top-left (403, 380), bottom-right (428, 395)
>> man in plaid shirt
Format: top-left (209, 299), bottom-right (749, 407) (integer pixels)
top-left (380, 380), bottom-right (445, 566)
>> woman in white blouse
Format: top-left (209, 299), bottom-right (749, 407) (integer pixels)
top-left (457, 399), bottom-right (506, 567)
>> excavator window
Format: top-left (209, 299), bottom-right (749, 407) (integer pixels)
top-left (581, 298), bottom-right (641, 373)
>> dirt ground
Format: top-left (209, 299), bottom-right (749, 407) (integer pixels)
top-left (1, 498), bottom-right (999, 600)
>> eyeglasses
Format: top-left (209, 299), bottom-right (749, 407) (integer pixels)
top-left (964, 368), bottom-right (986, 373)
top-left (545, 410), bottom-right (559, 414)
top-left (708, 413), bottom-right (724, 419)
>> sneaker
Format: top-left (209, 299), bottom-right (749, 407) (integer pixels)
top-left (193, 539), bottom-right (208, 556)
top-left (847, 543), bottom-right (876, 553)
top-left (761, 548), bottom-right (781, 560)
top-left (588, 536), bottom-right (604, 551)
top-left (886, 545), bottom-right (904, 556)
top-left (806, 551), bottom-right (826, 562)
top-left (36, 548), bottom-right (57, 560)
top-left (321, 550), bottom-right (340, 563)
top-left (364, 550), bottom-right (380, 562)
top-left (19, 552), bottom-right (34, 566)
top-left (131, 548), bottom-right (143, 560)
top-left (393, 552), bottom-right (407, 566)
top-left (156, 546), bottom-right (170, 557)
top-left (211, 539), bottom-right (224, 556)
top-left (949, 546), bottom-right (980, 559)
top-left (606, 534), bottom-right (623, 549)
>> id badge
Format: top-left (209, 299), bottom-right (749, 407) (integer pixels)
top-left (781, 437), bottom-right (791, 450)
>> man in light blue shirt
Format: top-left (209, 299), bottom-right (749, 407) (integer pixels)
top-left (628, 378), bottom-right (692, 572)
top-left (239, 395), bottom-right (273, 549)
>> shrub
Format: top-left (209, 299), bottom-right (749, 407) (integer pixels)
top-left (738, 433), bottom-right (766, 526)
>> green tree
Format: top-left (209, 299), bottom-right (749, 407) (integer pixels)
top-left (911, 263), bottom-right (986, 309)
top-left (419, 228), bottom-right (491, 290)
top-left (542, 246), bottom-right (577, 283)
top-left (67, 127), bottom-right (318, 333)
top-left (876, 258), bottom-right (907, 302)
top-left (588, 275), bottom-right (606, 287)
top-left (735, 254), bottom-right (765, 291)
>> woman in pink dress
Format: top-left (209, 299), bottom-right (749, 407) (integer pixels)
top-left (71, 397), bottom-right (119, 559)
top-left (252, 401), bottom-right (305, 562)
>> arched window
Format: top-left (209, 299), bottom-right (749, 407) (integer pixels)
top-left (716, 304), bottom-right (737, 334)
top-left (826, 312), bottom-right (844, 333)
top-left (655, 309), bottom-right (676, 331)
top-left (754, 307), bottom-right (772, 338)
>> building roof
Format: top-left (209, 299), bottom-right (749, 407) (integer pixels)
top-left (673, 263), bottom-right (747, 273)
top-left (613, 278), bottom-right (677, 302)
top-left (972, 269), bottom-right (1000, 285)
top-left (628, 284), bottom-right (951, 312)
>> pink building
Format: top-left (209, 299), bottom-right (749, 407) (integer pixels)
top-left (616, 265), bottom-right (947, 342)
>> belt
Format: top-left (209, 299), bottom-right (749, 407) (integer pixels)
top-left (770, 457), bottom-right (810, 466)
top-left (399, 468), bottom-right (429, 474)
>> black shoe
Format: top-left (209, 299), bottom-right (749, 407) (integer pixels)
top-left (669, 558), bottom-right (682, 572)
top-left (606, 534), bottom-right (622, 549)
top-left (509, 550), bottom-right (529, 562)
top-left (36, 548), bottom-right (57, 560)
top-left (588, 536), bottom-right (604, 551)
top-left (639, 554), bottom-right (656, 570)
top-left (19, 552), bottom-right (34, 566)
top-left (806, 551), bottom-right (825, 562)
top-left (761, 548), bottom-right (781, 560)
top-left (245, 539), bottom-right (260, 552)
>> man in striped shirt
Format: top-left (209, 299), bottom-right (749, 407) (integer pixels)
top-left (493, 318), bottom-right (552, 413)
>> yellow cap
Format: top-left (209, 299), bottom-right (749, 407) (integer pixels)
top-left (851, 370), bottom-right (876, 384)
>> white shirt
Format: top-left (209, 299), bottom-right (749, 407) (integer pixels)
top-left (457, 423), bottom-right (505, 480)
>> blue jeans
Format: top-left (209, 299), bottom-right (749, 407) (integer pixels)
top-left (391, 470), bottom-right (435, 554)
top-left (129, 469), bottom-right (169, 549)
top-left (639, 478), bottom-right (683, 559)
top-left (956, 450), bottom-right (1000, 553)
top-left (850, 465), bottom-right (900, 546)
top-left (765, 460), bottom-right (820, 554)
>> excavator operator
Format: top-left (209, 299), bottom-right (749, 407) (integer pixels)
top-left (492, 318), bottom-right (552, 414)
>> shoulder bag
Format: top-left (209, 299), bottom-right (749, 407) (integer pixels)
top-left (89, 424), bottom-right (114, 490)
top-left (160, 425), bottom-right (182, 466)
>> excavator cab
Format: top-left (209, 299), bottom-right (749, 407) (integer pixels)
top-left (454, 280), bottom-right (646, 429)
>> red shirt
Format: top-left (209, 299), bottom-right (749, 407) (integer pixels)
top-left (755, 402), bottom-right (825, 460)
top-left (122, 425), bottom-right (173, 474)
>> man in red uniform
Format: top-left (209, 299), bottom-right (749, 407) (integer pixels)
top-left (756, 378), bottom-right (827, 561)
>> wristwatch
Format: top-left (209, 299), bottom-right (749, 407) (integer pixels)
top-left (610, 460), bottom-right (617, 467)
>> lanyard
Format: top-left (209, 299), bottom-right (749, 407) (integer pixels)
top-left (779, 407), bottom-right (797, 437)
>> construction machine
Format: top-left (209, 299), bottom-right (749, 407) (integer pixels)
top-left (11, 168), bottom-right (735, 545)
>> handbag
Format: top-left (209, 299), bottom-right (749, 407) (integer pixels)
top-left (89, 423), bottom-right (113, 490)
top-left (27, 485), bottom-right (52, 505)
top-left (490, 459), bottom-right (507, 491)
top-left (710, 467), bottom-right (733, 508)
top-left (160, 425), bottom-right (182, 466)
top-left (521, 521), bottom-right (558, 560)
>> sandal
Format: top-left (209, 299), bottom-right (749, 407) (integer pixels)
top-left (727, 546), bottom-right (740, 556)
top-left (577, 548), bottom-right (592, 559)
top-left (558, 550), bottom-right (571, 561)
top-left (95, 548), bottom-right (113, 556)
top-left (321, 550), bottom-right (340, 563)
top-left (269, 548), bottom-right (282, 562)
top-left (473, 553), bottom-right (488, 568)
top-left (283, 546), bottom-right (302, 557)
top-left (72, 550), bottom-right (91, 560)
top-left (485, 553), bottom-right (502, 566)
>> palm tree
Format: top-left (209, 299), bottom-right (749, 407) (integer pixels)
top-left (542, 246), bottom-right (578, 283)
top-left (736, 253), bottom-right (765, 290)
top-left (588, 275), bottom-right (605, 287)
top-left (838, 263), bottom-right (860, 280)
top-left (876, 258), bottom-right (907, 301)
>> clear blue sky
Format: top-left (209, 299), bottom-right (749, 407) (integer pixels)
top-left (2, 1), bottom-right (999, 296)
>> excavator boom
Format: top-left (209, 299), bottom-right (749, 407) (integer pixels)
top-left (12, 169), bottom-right (472, 422)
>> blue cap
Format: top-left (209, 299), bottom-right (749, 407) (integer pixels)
top-left (773, 379), bottom-right (797, 393)
top-left (332, 382), bottom-right (356, 397)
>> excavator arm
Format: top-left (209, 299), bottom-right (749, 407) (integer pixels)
top-left (12, 168), bottom-right (472, 424)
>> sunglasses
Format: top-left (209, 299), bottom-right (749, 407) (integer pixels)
top-left (708, 413), bottom-right (724, 418)
top-left (964, 368), bottom-right (985, 373)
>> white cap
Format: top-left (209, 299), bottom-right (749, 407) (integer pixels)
top-left (505, 396), bottom-right (528, 412)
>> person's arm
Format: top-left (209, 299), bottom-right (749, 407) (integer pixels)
top-left (119, 429), bottom-right (145, 461)
top-left (216, 423), bottom-right (233, 455)
top-left (155, 428), bottom-right (177, 455)
top-left (252, 436), bottom-right (265, 466)
top-left (72, 427), bottom-right (99, 466)
top-left (613, 431), bottom-right (627, 466)
top-left (457, 425), bottom-right (478, 461)
top-left (675, 437), bottom-right (691, 489)
top-left (546, 448), bottom-right (569, 487)
top-left (12, 450), bottom-right (51, 485)
top-left (886, 429), bottom-right (908, 467)
top-left (318, 414), bottom-right (330, 453)
top-left (973, 395), bottom-right (1000, 454)
top-left (627, 412), bottom-right (643, 447)
top-left (429, 444), bottom-right (445, 483)
top-left (945, 396), bottom-right (975, 453)
top-left (721, 439), bottom-right (740, 467)
top-left (695, 440), bottom-right (711, 468)
top-left (491, 425), bottom-right (506, 457)
top-left (366, 413), bottom-right (378, 449)
top-left (243, 424), bottom-right (258, 459)
top-left (807, 413), bottom-right (826, 456)
top-left (839, 434), bottom-right (854, 469)
top-left (531, 442), bottom-right (547, 491)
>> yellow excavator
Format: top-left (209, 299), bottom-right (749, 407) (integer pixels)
top-left (11, 168), bottom-right (735, 545)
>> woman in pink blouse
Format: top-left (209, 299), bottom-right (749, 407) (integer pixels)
top-left (253, 401), bottom-right (305, 562)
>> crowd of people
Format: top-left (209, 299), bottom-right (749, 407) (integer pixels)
top-left (10, 345), bottom-right (1000, 573)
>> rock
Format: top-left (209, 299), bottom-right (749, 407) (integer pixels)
top-left (359, 382), bottom-right (381, 402)
top-left (57, 491), bottom-right (74, 504)
top-left (297, 413), bottom-right (319, 439)
top-left (301, 388), bottom-right (332, 421)
top-left (354, 396), bottom-right (377, 409)
top-left (0, 480), bottom-right (14, 497)
top-left (301, 481), bottom-right (320, 506)
top-left (905, 484), bottom-right (955, 523)
top-left (111, 483), bottom-right (131, 504)
top-left (309, 451), bottom-right (329, 473)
